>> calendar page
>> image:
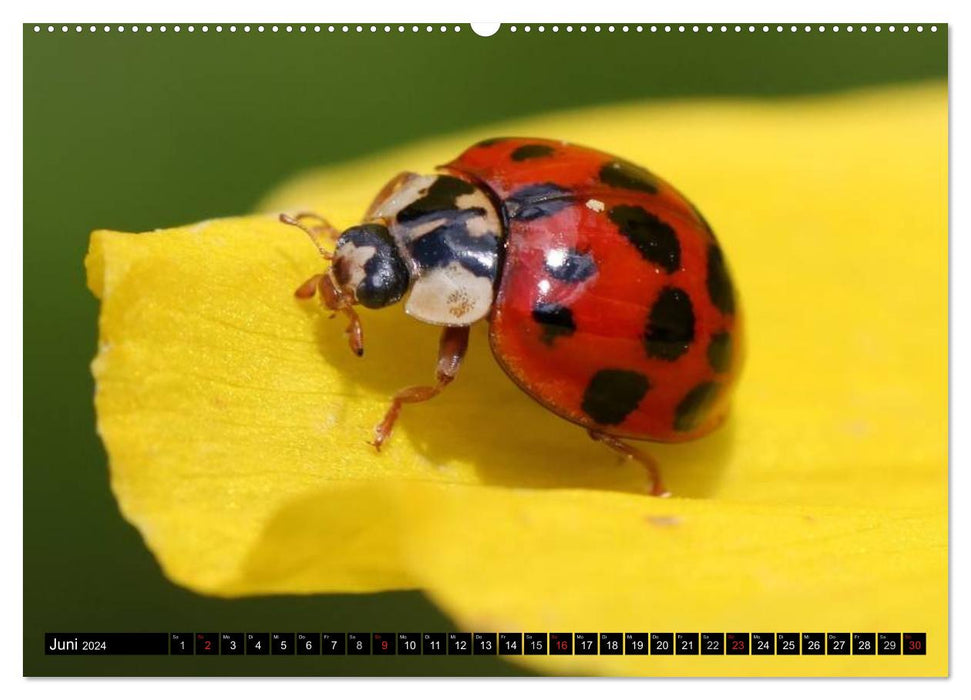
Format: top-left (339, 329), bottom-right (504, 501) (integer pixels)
top-left (22, 19), bottom-right (948, 678)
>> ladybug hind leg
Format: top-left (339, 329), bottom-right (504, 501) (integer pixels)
top-left (588, 429), bottom-right (670, 498)
top-left (370, 325), bottom-right (470, 451)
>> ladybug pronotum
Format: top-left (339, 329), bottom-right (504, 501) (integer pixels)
top-left (282, 138), bottom-right (742, 496)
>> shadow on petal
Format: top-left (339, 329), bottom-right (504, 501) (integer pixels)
top-left (302, 301), bottom-right (735, 497)
top-left (227, 482), bottom-right (416, 596)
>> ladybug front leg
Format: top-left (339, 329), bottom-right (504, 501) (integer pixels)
top-left (364, 171), bottom-right (413, 221)
top-left (369, 325), bottom-right (470, 451)
top-left (588, 430), bottom-right (671, 498)
top-left (294, 274), bottom-right (325, 299)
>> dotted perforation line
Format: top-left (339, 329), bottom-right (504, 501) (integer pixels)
top-left (31, 24), bottom-right (466, 34)
top-left (505, 24), bottom-right (939, 34)
top-left (31, 23), bottom-right (941, 34)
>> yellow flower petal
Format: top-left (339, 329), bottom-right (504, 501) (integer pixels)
top-left (87, 82), bottom-right (946, 676)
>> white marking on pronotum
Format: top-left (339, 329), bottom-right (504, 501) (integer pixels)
top-left (403, 216), bottom-right (449, 242)
top-left (585, 198), bottom-right (605, 212)
top-left (405, 261), bottom-right (493, 325)
top-left (456, 189), bottom-right (502, 238)
top-left (368, 173), bottom-right (437, 221)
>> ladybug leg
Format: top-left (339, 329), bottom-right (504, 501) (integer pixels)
top-left (369, 325), bottom-right (470, 451)
top-left (364, 171), bottom-right (413, 221)
top-left (316, 274), bottom-right (364, 356)
top-left (294, 274), bottom-right (324, 299)
top-left (296, 272), bottom-right (364, 355)
top-left (587, 429), bottom-right (671, 498)
top-left (340, 304), bottom-right (364, 357)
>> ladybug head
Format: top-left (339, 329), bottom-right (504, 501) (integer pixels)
top-left (330, 223), bottom-right (412, 309)
top-left (282, 213), bottom-right (412, 357)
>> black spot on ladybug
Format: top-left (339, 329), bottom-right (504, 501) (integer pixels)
top-left (706, 244), bottom-right (736, 314)
top-left (580, 369), bottom-right (651, 425)
top-left (581, 369), bottom-right (650, 426)
top-left (475, 137), bottom-right (509, 147)
top-left (644, 287), bottom-right (695, 361)
top-left (396, 176), bottom-right (478, 224)
top-left (544, 247), bottom-right (597, 283)
top-left (607, 205), bottom-right (681, 273)
top-left (505, 182), bottom-right (573, 221)
top-left (531, 302), bottom-right (576, 345)
top-left (707, 332), bottom-right (732, 373)
top-left (599, 159), bottom-right (659, 194)
top-left (674, 381), bottom-right (721, 432)
top-left (511, 144), bottom-right (555, 161)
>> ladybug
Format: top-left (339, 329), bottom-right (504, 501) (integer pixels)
top-left (281, 138), bottom-right (742, 496)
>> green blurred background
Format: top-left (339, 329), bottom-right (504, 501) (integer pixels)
top-left (23, 23), bottom-right (946, 676)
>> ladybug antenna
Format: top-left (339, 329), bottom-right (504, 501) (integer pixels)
top-left (279, 212), bottom-right (337, 260)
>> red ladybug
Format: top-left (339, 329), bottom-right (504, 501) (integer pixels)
top-left (282, 138), bottom-right (742, 496)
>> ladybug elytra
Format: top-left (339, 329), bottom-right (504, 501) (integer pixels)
top-left (282, 138), bottom-right (742, 496)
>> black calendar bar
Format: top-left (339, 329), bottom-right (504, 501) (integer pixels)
top-left (43, 632), bottom-right (927, 656)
